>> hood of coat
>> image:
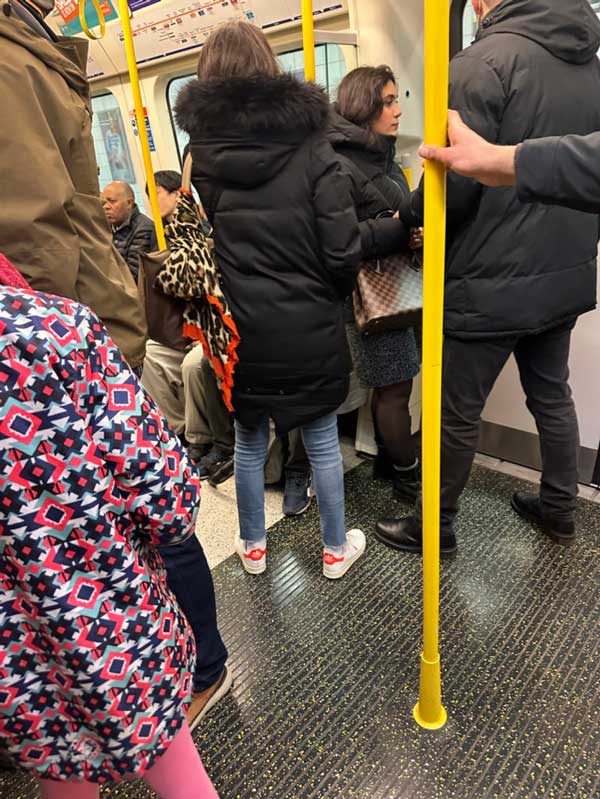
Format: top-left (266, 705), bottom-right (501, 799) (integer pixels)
top-left (0, 7), bottom-right (89, 98)
top-left (174, 74), bottom-right (329, 188)
top-left (326, 106), bottom-right (395, 159)
top-left (476, 0), bottom-right (600, 64)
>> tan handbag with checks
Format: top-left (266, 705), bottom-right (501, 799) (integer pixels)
top-left (353, 248), bottom-right (423, 334)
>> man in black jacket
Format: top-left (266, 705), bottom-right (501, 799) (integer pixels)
top-left (377, 0), bottom-right (600, 554)
top-left (421, 110), bottom-right (600, 214)
top-left (102, 181), bottom-right (155, 280)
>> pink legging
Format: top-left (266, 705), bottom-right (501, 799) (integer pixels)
top-left (37, 724), bottom-right (219, 799)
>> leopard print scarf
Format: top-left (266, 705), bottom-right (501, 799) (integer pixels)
top-left (155, 189), bottom-right (240, 411)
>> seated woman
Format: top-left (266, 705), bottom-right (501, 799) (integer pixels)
top-left (141, 171), bottom-right (236, 482)
top-left (328, 66), bottom-right (423, 504)
top-left (175, 21), bottom-right (366, 579)
top-left (0, 257), bottom-right (219, 798)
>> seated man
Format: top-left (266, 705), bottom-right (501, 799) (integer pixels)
top-left (102, 181), bottom-right (155, 280)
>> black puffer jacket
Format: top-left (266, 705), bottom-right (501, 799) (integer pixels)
top-left (327, 109), bottom-right (411, 260)
top-left (175, 75), bottom-right (361, 433)
top-left (403, 0), bottom-right (600, 338)
top-left (112, 206), bottom-right (155, 281)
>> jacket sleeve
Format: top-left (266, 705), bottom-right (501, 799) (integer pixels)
top-left (359, 218), bottom-right (411, 261)
top-left (311, 137), bottom-right (362, 297)
top-left (351, 169), bottom-right (411, 259)
top-left (0, 44), bottom-right (147, 369)
top-left (516, 133), bottom-right (600, 213)
top-left (401, 53), bottom-right (507, 229)
top-left (77, 304), bottom-right (199, 548)
top-left (0, 54), bottom-right (81, 299)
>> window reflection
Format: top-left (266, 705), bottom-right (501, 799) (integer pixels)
top-left (91, 93), bottom-right (144, 208)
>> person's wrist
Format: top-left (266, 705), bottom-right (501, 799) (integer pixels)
top-left (489, 144), bottom-right (518, 186)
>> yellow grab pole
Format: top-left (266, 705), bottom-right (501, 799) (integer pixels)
top-left (301, 0), bottom-right (316, 81)
top-left (413, 0), bottom-right (449, 731)
top-left (117, 0), bottom-right (166, 250)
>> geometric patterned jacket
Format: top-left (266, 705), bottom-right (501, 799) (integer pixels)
top-left (0, 287), bottom-right (200, 783)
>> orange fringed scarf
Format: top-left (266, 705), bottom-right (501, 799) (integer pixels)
top-left (155, 190), bottom-right (240, 411)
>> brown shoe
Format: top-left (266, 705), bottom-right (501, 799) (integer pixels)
top-left (186, 666), bottom-right (233, 732)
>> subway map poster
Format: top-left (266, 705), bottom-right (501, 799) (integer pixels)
top-left (120, 0), bottom-right (347, 66)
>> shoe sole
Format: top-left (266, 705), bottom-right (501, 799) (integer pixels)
top-left (510, 496), bottom-right (575, 546)
top-left (373, 527), bottom-right (457, 559)
top-left (323, 538), bottom-right (367, 580)
top-left (234, 535), bottom-right (267, 575)
top-left (188, 666), bottom-right (234, 733)
top-left (283, 495), bottom-right (312, 517)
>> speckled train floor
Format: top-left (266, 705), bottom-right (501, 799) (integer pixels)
top-left (2, 464), bottom-right (599, 799)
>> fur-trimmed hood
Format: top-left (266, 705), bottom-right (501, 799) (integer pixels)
top-left (175, 74), bottom-right (329, 137)
top-left (174, 74), bottom-right (329, 188)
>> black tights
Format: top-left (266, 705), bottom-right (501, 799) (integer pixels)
top-left (372, 380), bottom-right (416, 467)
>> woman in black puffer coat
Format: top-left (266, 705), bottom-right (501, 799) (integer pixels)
top-left (327, 66), bottom-right (422, 503)
top-left (175, 21), bottom-right (366, 580)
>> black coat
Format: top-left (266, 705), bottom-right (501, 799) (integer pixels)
top-left (403, 0), bottom-right (600, 338)
top-left (112, 205), bottom-right (155, 281)
top-left (174, 75), bottom-right (361, 434)
top-left (327, 109), bottom-right (411, 260)
top-left (517, 132), bottom-right (600, 214)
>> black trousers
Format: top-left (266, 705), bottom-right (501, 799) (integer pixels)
top-left (417, 321), bottom-right (579, 534)
top-left (160, 535), bottom-right (228, 692)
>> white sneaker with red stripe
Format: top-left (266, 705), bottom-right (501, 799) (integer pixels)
top-left (234, 534), bottom-right (267, 575)
top-left (322, 529), bottom-right (366, 580)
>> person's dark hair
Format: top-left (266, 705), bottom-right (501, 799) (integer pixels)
top-left (336, 65), bottom-right (396, 130)
top-left (145, 170), bottom-right (182, 196)
top-left (196, 21), bottom-right (281, 80)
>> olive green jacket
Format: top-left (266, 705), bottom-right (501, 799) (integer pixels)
top-left (0, 10), bottom-right (147, 366)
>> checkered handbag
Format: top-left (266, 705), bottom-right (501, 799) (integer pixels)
top-left (353, 250), bottom-right (423, 334)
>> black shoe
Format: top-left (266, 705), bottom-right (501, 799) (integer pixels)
top-left (511, 491), bottom-right (575, 545)
top-left (282, 472), bottom-right (312, 516)
top-left (373, 451), bottom-right (395, 481)
top-left (208, 454), bottom-right (234, 486)
top-left (187, 443), bottom-right (211, 465)
top-left (374, 515), bottom-right (457, 558)
top-left (392, 462), bottom-right (421, 504)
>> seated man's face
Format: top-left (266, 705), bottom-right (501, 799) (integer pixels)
top-left (102, 183), bottom-right (133, 227)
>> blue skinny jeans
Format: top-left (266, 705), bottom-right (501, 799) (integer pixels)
top-left (234, 413), bottom-right (346, 548)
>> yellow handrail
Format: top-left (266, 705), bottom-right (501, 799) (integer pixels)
top-left (301, 0), bottom-right (316, 81)
top-left (117, 0), bottom-right (166, 250)
top-left (413, 0), bottom-right (449, 730)
top-left (78, 0), bottom-right (106, 40)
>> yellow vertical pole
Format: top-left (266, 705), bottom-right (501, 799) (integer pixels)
top-left (413, 0), bottom-right (449, 731)
top-left (117, 0), bottom-right (166, 250)
top-left (301, 0), bottom-right (316, 80)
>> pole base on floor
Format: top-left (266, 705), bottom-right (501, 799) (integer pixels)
top-left (413, 651), bottom-right (447, 730)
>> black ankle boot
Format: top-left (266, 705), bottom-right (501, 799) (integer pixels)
top-left (511, 491), bottom-right (575, 545)
top-left (374, 515), bottom-right (457, 557)
top-left (373, 450), bottom-right (395, 481)
top-left (392, 461), bottom-right (421, 504)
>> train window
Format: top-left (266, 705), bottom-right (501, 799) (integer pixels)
top-left (167, 44), bottom-right (347, 164)
top-left (278, 43), bottom-right (347, 97)
top-left (167, 76), bottom-right (195, 163)
top-left (91, 93), bottom-right (145, 208)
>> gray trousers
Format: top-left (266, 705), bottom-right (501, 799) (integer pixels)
top-left (141, 340), bottom-right (185, 434)
top-left (181, 346), bottom-right (234, 453)
top-left (417, 321), bottom-right (579, 534)
top-left (141, 341), bottom-right (234, 452)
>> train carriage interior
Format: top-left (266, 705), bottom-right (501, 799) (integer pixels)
top-left (1, 0), bottom-right (599, 797)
